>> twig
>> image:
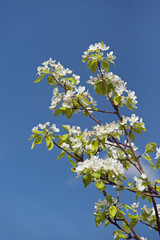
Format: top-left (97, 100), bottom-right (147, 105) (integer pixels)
top-left (139, 219), bottom-right (158, 231)
top-left (52, 140), bottom-right (83, 162)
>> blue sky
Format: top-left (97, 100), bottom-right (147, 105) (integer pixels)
top-left (0, 0), bottom-right (160, 239)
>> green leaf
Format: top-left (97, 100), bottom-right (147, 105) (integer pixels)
top-left (130, 218), bottom-right (138, 228)
top-left (46, 136), bottom-right (54, 151)
top-left (66, 108), bottom-right (73, 119)
top-left (83, 97), bottom-right (90, 105)
top-left (133, 127), bottom-right (142, 135)
top-left (148, 196), bottom-right (152, 204)
top-left (126, 99), bottom-right (135, 111)
top-left (90, 61), bottom-right (98, 73)
top-left (156, 158), bottom-right (160, 168)
top-left (47, 76), bottom-right (53, 85)
top-left (101, 41), bottom-right (104, 48)
top-left (82, 174), bottom-right (92, 187)
top-left (68, 158), bottom-right (76, 167)
top-left (122, 222), bottom-right (130, 232)
top-left (92, 139), bottom-right (98, 151)
top-left (109, 206), bottom-right (117, 218)
top-left (31, 136), bottom-right (43, 149)
top-left (56, 150), bottom-right (66, 160)
top-left (96, 182), bottom-right (106, 191)
top-left (54, 109), bottom-right (61, 117)
top-left (29, 134), bottom-right (37, 140)
top-left (135, 194), bottom-right (139, 201)
top-left (149, 218), bottom-right (156, 226)
top-left (105, 220), bottom-right (110, 227)
top-left (58, 134), bottom-right (69, 145)
top-left (82, 57), bottom-right (88, 63)
top-left (95, 82), bottom-right (103, 95)
top-left (83, 110), bottom-right (89, 116)
top-left (34, 74), bottom-right (45, 83)
top-left (87, 60), bottom-right (92, 68)
top-left (59, 107), bottom-right (67, 115)
top-left (118, 234), bottom-right (127, 239)
top-left (129, 131), bottom-right (135, 142)
top-left (102, 60), bottom-right (110, 72)
top-left (92, 172), bottom-right (101, 179)
top-left (144, 153), bottom-right (152, 161)
top-left (47, 141), bottom-right (54, 151)
top-left (113, 96), bottom-right (121, 106)
top-left (62, 125), bottom-right (71, 132)
top-left (32, 130), bottom-right (43, 134)
top-left (31, 140), bottom-right (36, 149)
top-left (145, 142), bottom-right (157, 153)
top-left (149, 161), bottom-right (157, 171)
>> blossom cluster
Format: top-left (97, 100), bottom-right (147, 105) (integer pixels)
top-left (82, 42), bottom-right (116, 62)
top-left (37, 58), bottom-right (72, 78)
top-left (142, 204), bottom-right (160, 220)
top-left (133, 174), bottom-right (147, 191)
top-left (121, 114), bottom-right (145, 127)
top-left (88, 71), bottom-right (138, 108)
top-left (75, 155), bottom-right (124, 177)
top-left (32, 122), bottom-right (60, 133)
top-left (58, 122), bottom-right (139, 160)
top-left (30, 42), bottom-right (160, 238)
top-left (94, 197), bottom-right (117, 210)
top-left (49, 85), bottom-right (97, 111)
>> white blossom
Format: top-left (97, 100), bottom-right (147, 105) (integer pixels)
top-left (75, 155), bottom-right (124, 177)
top-left (107, 51), bottom-right (116, 60)
top-left (127, 114), bottom-right (139, 126)
top-left (155, 147), bottom-right (160, 159)
top-left (61, 143), bottom-right (69, 149)
top-left (141, 173), bottom-right (147, 179)
top-left (32, 126), bottom-right (38, 131)
top-left (131, 202), bottom-right (139, 209)
top-left (134, 176), bottom-right (146, 191)
top-left (50, 124), bottom-right (60, 132)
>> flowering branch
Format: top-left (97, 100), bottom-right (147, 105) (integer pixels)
top-left (30, 41), bottom-right (160, 240)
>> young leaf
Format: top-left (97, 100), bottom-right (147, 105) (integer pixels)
top-left (47, 141), bottom-right (54, 151)
top-left (113, 96), bottom-right (121, 106)
top-left (82, 57), bottom-right (88, 63)
top-left (66, 108), bottom-right (73, 119)
top-left (126, 99), bottom-right (135, 111)
top-left (46, 136), bottom-right (54, 151)
top-left (68, 158), bottom-right (76, 167)
top-left (31, 140), bottom-right (36, 149)
top-left (130, 218), bottom-right (138, 228)
top-left (109, 206), bottom-right (117, 218)
top-left (47, 76), bottom-right (53, 85)
top-left (62, 125), bottom-right (71, 132)
top-left (57, 150), bottom-right (66, 160)
top-left (31, 136), bottom-right (43, 149)
top-left (95, 82), bottom-right (103, 95)
top-left (87, 59), bottom-right (92, 68)
top-left (129, 131), bottom-right (135, 142)
top-left (149, 161), bottom-right (157, 171)
top-left (96, 182), bottom-right (106, 191)
top-left (82, 174), bottom-right (92, 187)
top-left (54, 109), bottom-right (61, 117)
top-left (102, 60), bottom-right (110, 72)
top-left (92, 139), bottom-right (98, 151)
top-left (145, 142), bottom-right (157, 153)
top-left (156, 158), bottom-right (160, 168)
top-left (34, 74), bottom-right (45, 83)
top-left (90, 61), bottom-right (98, 73)
top-left (92, 172), bottom-right (101, 180)
top-left (144, 153), bottom-right (152, 161)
